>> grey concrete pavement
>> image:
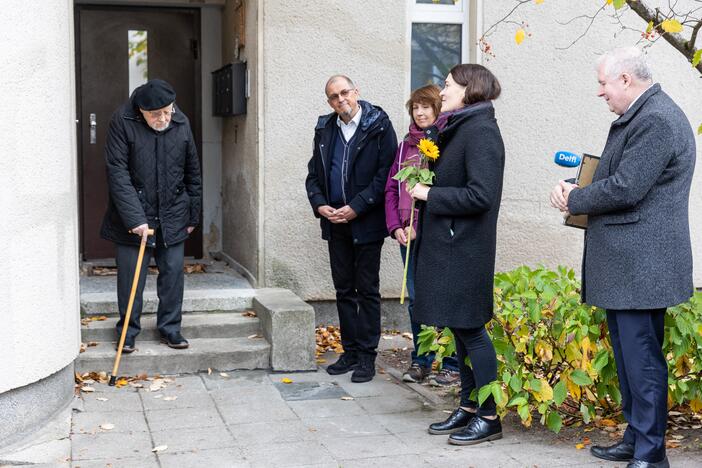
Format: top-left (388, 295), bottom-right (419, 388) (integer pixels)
top-left (2, 363), bottom-right (700, 468)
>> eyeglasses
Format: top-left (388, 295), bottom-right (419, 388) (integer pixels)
top-left (143, 106), bottom-right (175, 119)
top-left (327, 88), bottom-right (355, 103)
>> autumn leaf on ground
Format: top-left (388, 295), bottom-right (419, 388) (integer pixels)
top-left (575, 443), bottom-right (585, 450)
top-left (115, 378), bottom-right (129, 388)
top-left (535, 0), bottom-right (544, 4)
top-left (340, 396), bottom-right (354, 401)
top-left (666, 440), bottom-right (681, 449)
top-left (515, 28), bottom-right (526, 45)
top-left (281, 378), bottom-right (293, 384)
top-left (152, 445), bottom-right (168, 453)
top-left (100, 423), bottom-right (115, 431)
top-left (242, 310), bottom-right (257, 318)
top-left (219, 372), bottom-right (230, 378)
top-left (208, 368), bottom-right (212, 375)
top-left (163, 396), bottom-right (177, 401)
top-left (96, 397), bottom-right (109, 402)
top-left (81, 386), bottom-right (96, 393)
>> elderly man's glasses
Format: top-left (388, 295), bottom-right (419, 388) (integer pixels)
top-left (327, 88), bottom-right (355, 103)
top-left (144, 106), bottom-right (175, 119)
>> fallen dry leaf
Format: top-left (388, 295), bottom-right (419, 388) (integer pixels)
top-left (219, 372), bottom-right (230, 378)
top-left (115, 378), bottom-right (129, 388)
top-left (163, 396), bottom-right (177, 401)
top-left (96, 397), bottom-right (109, 402)
top-left (242, 310), bottom-right (257, 318)
top-left (666, 440), bottom-right (681, 449)
top-left (247, 334), bottom-right (263, 339)
top-left (281, 378), bottom-right (293, 384)
top-left (152, 445), bottom-right (168, 453)
top-left (340, 396), bottom-right (354, 401)
top-left (208, 368), bottom-right (212, 375)
top-left (100, 423), bottom-right (115, 431)
top-left (575, 443), bottom-right (585, 450)
top-left (316, 359), bottom-right (327, 364)
top-left (81, 386), bottom-right (96, 393)
top-left (87, 342), bottom-right (98, 347)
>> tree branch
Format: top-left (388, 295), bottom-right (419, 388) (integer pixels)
top-left (626, 0), bottom-right (702, 75)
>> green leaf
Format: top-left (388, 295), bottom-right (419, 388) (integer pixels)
top-left (478, 384), bottom-right (493, 405)
top-left (509, 374), bottom-right (523, 393)
top-left (593, 349), bottom-right (609, 372)
top-left (613, 0), bottom-right (626, 9)
top-left (546, 411), bottom-right (563, 433)
top-left (580, 402), bottom-right (591, 424)
top-left (517, 404), bottom-right (530, 421)
top-left (570, 369), bottom-right (593, 386)
top-left (508, 396), bottom-right (528, 407)
top-left (696, 123), bottom-right (702, 135)
top-left (553, 380), bottom-right (567, 406)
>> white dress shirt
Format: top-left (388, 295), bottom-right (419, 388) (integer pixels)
top-left (336, 106), bottom-right (362, 142)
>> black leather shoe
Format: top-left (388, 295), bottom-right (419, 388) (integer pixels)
top-left (627, 458), bottom-right (670, 468)
top-left (590, 441), bottom-right (635, 462)
top-left (428, 408), bottom-right (475, 435)
top-left (326, 352), bottom-right (358, 375)
top-left (350, 355), bottom-right (375, 383)
top-left (160, 331), bottom-right (189, 349)
top-left (115, 336), bottom-right (136, 354)
top-left (448, 415), bottom-right (502, 445)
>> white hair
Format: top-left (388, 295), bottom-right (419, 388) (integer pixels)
top-left (597, 47), bottom-right (653, 82)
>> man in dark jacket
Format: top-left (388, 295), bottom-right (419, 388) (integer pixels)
top-left (306, 75), bottom-right (397, 382)
top-left (551, 48), bottom-right (695, 468)
top-left (101, 79), bottom-right (202, 353)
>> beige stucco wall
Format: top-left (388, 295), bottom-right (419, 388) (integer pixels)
top-left (221, 0), bottom-right (260, 280)
top-left (261, 0), bottom-right (408, 298)
top-left (259, 1), bottom-right (701, 300)
top-left (0, 0), bottom-right (81, 393)
top-left (482, 0), bottom-right (702, 285)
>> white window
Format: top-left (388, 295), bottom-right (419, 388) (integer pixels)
top-left (408, 0), bottom-right (477, 91)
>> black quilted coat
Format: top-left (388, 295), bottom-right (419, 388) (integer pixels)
top-left (100, 98), bottom-right (201, 247)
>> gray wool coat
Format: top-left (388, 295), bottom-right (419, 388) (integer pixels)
top-left (568, 84), bottom-right (696, 310)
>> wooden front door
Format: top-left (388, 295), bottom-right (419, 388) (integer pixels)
top-left (76, 5), bottom-right (202, 259)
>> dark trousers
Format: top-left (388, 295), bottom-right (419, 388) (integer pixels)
top-left (115, 231), bottom-right (185, 340)
top-left (328, 223), bottom-right (383, 357)
top-left (453, 326), bottom-right (498, 417)
top-left (607, 308), bottom-right (668, 463)
top-left (399, 244), bottom-right (458, 371)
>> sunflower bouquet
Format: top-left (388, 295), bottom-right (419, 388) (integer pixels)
top-left (392, 138), bottom-right (440, 303)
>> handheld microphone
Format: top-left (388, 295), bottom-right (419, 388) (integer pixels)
top-left (553, 151), bottom-right (581, 168)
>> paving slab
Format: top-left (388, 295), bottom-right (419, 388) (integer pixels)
top-left (157, 447), bottom-right (248, 468)
top-left (80, 391), bottom-right (143, 413)
top-left (320, 433), bottom-right (420, 460)
top-left (150, 426), bottom-right (237, 453)
top-left (340, 453), bottom-right (433, 468)
top-left (355, 394), bottom-right (429, 414)
top-left (228, 419), bottom-right (317, 445)
top-left (302, 414), bottom-right (391, 439)
top-left (217, 399), bottom-right (299, 425)
top-left (287, 398), bottom-right (367, 419)
top-left (274, 381), bottom-right (349, 401)
top-left (72, 456), bottom-right (159, 468)
top-left (70, 431), bottom-right (154, 461)
top-left (140, 389), bottom-right (215, 411)
top-left (71, 411), bottom-right (149, 434)
top-left (240, 440), bottom-right (336, 468)
top-left (145, 406), bottom-right (226, 432)
top-left (202, 370), bottom-right (273, 389)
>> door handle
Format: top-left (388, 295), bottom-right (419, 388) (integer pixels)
top-left (89, 113), bottom-right (97, 144)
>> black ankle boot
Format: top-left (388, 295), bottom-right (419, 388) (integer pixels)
top-left (448, 415), bottom-right (502, 445)
top-left (428, 408), bottom-right (475, 435)
top-left (590, 440), bottom-right (635, 462)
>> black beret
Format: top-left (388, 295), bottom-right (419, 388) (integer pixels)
top-left (133, 79), bottom-right (176, 111)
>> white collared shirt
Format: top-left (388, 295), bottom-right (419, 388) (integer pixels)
top-left (626, 83), bottom-right (654, 112)
top-left (336, 106), bottom-right (362, 142)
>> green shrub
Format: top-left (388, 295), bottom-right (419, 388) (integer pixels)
top-left (417, 265), bottom-right (702, 433)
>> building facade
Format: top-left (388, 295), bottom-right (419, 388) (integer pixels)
top-left (1, 0), bottom-right (700, 444)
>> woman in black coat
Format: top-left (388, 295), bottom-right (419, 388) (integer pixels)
top-left (409, 64), bottom-right (505, 445)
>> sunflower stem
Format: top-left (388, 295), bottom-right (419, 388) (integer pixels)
top-left (400, 199), bottom-right (416, 304)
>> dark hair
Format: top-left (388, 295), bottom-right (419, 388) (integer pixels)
top-left (449, 64), bottom-right (501, 105)
top-left (405, 84), bottom-right (442, 121)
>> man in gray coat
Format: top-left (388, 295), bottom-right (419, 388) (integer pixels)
top-left (551, 47), bottom-right (695, 468)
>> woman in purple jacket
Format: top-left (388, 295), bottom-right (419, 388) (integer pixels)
top-left (384, 85), bottom-right (456, 383)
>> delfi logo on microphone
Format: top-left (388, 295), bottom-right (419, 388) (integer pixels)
top-left (554, 151), bottom-right (582, 168)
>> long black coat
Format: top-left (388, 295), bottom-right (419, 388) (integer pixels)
top-left (100, 98), bottom-right (202, 248)
top-left (412, 102), bottom-right (505, 330)
top-left (305, 100), bottom-right (398, 244)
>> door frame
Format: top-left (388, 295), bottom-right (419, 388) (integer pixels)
top-left (74, 3), bottom-right (203, 260)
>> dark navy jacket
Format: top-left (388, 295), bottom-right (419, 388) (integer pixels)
top-left (306, 100), bottom-right (398, 244)
top-left (100, 95), bottom-right (202, 248)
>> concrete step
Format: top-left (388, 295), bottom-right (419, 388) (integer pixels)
top-left (81, 288), bottom-right (257, 316)
top-left (81, 312), bottom-right (262, 342)
top-left (75, 336), bottom-right (271, 375)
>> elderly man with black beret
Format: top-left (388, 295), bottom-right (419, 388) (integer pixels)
top-left (100, 79), bottom-right (202, 353)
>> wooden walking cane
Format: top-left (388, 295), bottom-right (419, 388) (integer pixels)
top-left (109, 228), bottom-right (154, 386)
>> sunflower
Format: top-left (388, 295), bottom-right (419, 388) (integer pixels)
top-left (417, 138), bottom-right (440, 161)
